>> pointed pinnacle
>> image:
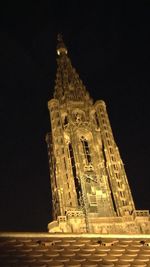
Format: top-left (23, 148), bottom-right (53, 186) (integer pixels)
top-left (57, 33), bottom-right (68, 56)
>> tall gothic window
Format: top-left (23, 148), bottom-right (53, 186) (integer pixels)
top-left (95, 112), bottom-right (99, 127)
top-left (62, 114), bottom-right (68, 130)
top-left (64, 115), bottom-right (68, 126)
top-left (81, 136), bottom-right (92, 164)
top-left (68, 143), bottom-right (76, 179)
top-left (68, 143), bottom-right (81, 204)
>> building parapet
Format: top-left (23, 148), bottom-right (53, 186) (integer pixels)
top-left (133, 210), bottom-right (149, 218)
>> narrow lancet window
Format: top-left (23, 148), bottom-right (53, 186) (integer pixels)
top-left (64, 116), bottom-right (68, 126)
top-left (68, 143), bottom-right (76, 178)
top-left (95, 112), bottom-right (99, 127)
top-left (81, 136), bottom-right (92, 164)
top-left (68, 143), bottom-right (81, 204)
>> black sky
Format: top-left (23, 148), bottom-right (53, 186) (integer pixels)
top-left (0, 1), bottom-right (150, 231)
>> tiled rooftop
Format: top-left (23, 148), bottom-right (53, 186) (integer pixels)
top-left (0, 233), bottom-right (150, 266)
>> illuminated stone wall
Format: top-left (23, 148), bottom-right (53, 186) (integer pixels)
top-left (46, 36), bottom-right (150, 234)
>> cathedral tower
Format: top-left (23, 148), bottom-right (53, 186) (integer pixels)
top-left (46, 35), bottom-right (150, 234)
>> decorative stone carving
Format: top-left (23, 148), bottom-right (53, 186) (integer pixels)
top-left (46, 35), bottom-right (150, 234)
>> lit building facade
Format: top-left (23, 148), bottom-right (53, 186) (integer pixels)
top-left (46, 35), bottom-right (150, 234)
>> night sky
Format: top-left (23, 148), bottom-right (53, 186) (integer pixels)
top-left (0, 2), bottom-right (150, 232)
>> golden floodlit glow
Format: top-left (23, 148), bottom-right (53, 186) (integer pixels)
top-left (46, 36), bottom-right (150, 234)
top-left (0, 36), bottom-right (150, 267)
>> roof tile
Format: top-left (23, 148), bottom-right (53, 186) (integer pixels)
top-left (0, 233), bottom-right (150, 267)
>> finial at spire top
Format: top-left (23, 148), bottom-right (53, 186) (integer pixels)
top-left (57, 33), bottom-right (63, 42)
top-left (57, 33), bottom-right (68, 56)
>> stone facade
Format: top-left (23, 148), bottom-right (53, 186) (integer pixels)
top-left (46, 35), bottom-right (150, 234)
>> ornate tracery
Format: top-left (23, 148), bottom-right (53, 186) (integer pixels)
top-left (46, 35), bottom-right (150, 234)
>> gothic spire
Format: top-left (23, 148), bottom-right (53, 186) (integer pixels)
top-left (57, 34), bottom-right (68, 55)
top-left (54, 35), bottom-right (92, 103)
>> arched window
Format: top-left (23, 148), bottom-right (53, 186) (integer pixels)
top-left (95, 112), bottom-right (99, 127)
top-left (81, 136), bottom-right (92, 164)
top-left (64, 115), bottom-right (68, 126)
